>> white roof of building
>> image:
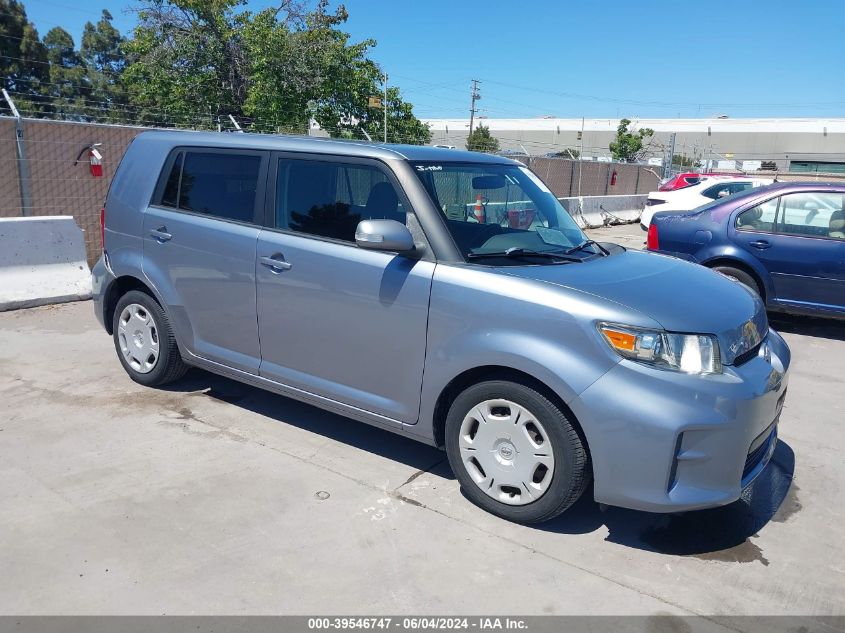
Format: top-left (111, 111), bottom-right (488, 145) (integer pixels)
top-left (423, 117), bottom-right (845, 134)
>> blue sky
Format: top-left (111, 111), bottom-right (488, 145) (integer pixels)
top-left (23, 0), bottom-right (845, 119)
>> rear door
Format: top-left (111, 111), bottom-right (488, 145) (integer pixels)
top-left (254, 154), bottom-right (435, 423)
top-left (732, 191), bottom-right (845, 312)
top-left (143, 148), bottom-right (268, 372)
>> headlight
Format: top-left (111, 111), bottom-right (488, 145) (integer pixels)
top-left (598, 323), bottom-right (722, 374)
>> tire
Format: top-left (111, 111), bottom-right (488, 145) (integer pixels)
top-left (712, 265), bottom-right (762, 297)
top-left (112, 289), bottom-right (189, 387)
top-left (444, 380), bottom-right (590, 524)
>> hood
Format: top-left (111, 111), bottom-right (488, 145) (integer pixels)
top-left (497, 249), bottom-right (767, 365)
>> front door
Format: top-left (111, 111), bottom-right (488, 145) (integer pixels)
top-left (142, 148), bottom-right (268, 372)
top-left (255, 155), bottom-right (434, 424)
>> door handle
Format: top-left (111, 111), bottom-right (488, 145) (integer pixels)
top-left (260, 254), bottom-right (292, 273)
top-left (749, 240), bottom-right (771, 249)
top-left (149, 226), bottom-right (172, 242)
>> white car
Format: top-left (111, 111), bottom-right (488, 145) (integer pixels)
top-left (640, 177), bottom-right (774, 229)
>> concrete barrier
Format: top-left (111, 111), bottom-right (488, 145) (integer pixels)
top-left (0, 216), bottom-right (92, 311)
top-left (558, 194), bottom-right (647, 229)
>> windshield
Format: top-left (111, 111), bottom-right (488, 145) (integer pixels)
top-left (412, 162), bottom-right (594, 263)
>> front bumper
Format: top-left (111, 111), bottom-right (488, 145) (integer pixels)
top-left (569, 329), bottom-right (790, 513)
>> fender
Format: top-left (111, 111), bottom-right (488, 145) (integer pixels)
top-left (137, 252), bottom-right (197, 358)
top-left (696, 244), bottom-right (775, 300)
top-left (410, 326), bottom-right (619, 446)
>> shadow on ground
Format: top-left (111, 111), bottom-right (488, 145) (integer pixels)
top-left (162, 369), bottom-right (454, 480)
top-left (536, 441), bottom-right (797, 564)
top-left (164, 368), bottom-right (797, 563)
top-left (769, 312), bottom-right (845, 341)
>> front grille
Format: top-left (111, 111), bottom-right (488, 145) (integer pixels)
top-left (734, 340), bottom-right (762, 366)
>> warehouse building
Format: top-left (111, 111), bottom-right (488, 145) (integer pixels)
top-left (424, 117), bottom-right (845, 173)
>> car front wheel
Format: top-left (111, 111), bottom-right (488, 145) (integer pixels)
top-left (444, 380), bottom-right (590, 524)
top-left (712, 265), bottom-right (763, 298)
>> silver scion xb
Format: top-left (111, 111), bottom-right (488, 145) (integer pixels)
top-left (93, 131), bottom-right (789, 523)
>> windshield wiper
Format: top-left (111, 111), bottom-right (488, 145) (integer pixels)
top-left (565, 240), bottom-right (609, 256)
top-left (467, 247), bottom-right (583, 263)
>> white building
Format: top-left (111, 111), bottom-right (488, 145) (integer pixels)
top-left (424, 117), bottom-right (845, 173)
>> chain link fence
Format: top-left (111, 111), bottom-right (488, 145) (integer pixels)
top-left (8, 116), bottom-right (842, 266)
top-left (0, 117), bottom-right (143, 264)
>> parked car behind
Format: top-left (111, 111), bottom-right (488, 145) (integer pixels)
top-left (648, 182), bottom-right (845, 318)
top-left (641, 176), bottom-right (774, 229)
top-left (93, 131), bottom-right (789, 523)
top-left (657, 172), bottom-right (732, 192)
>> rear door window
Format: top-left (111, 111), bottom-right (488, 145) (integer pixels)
top-left (777, 192), bottom-right (845, 239)
top-left (703, 182), bottom-right (752, 200)
top-left (275, 158), bottom-right (405, 242)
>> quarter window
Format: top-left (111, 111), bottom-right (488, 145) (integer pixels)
top-left (736, 198), bottom-right (778, 232)
top-left (176, 152), bottom-right (261, 222)
top-left (276, 159), bottom-right (405, 242)
top-left (777, 192), bottom-right (845, 239)
top-left (155, 150), bottom-right (261, 222)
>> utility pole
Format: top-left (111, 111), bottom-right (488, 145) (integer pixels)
top-left (2, 88), bottom-right (31, 217)
top-left (383, 73), bottom-right (388, 144)
top-left (468, 79), bottom-right (481, 138)
top-left (666, 132), bottom-right (676, 177)
top-left (577, 117), bottom-right (585, 197)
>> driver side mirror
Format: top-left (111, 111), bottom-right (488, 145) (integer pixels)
top-left (355, 219), bottom-right (415, 252)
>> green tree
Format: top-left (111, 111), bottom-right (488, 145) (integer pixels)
top-left (609, 118), bottom-right (654, 163)
top-left (122, 0), bottom-right (246, 128)
top-left (376, 86), bottom-right (431, 144)
top-left (122, 0), bottom-right (430, 139)
top-left (242, 0), bottom-right (429, 142)
top-left (553, 148), bottom-right (579, 159)
top-left (43, 27), bottom-right (90, 118)
top-left (242, 1), bottom-right (364, 133)
top-left (0, 0), bottom-right (49, 115)
top-left (672, 153), bottom-right (695, 168)
top-left (466, 124), bottom-right (499, 153)
top-left (81, 9), bottom-right (128, 121)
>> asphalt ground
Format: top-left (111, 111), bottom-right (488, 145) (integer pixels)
top-left (1, 224), bottom-right (843, 623)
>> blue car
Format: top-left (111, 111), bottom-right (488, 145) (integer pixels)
top-left (648, 182), bottom-right (845, 318)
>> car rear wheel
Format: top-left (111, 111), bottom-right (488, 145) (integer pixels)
top-left (444, 380), bottom-right (590, 524)
top-left (112, 290), bottom-right (188, 387)
top-left (712, 265), bottom-right (762, 298)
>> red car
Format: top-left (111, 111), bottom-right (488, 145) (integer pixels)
top-left (659, 172), bottom-right (744, 192)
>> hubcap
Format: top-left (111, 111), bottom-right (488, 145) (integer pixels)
top-left (117, 303), bottom-right (160, 374)
top-left (458, 399), bottom-right (555, 506)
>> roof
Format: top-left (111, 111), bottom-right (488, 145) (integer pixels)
top-left (759, 181), bottom-right (845, 192)
top-left (423, 117), bottom-right (845, 134)
top-left (712, 180), bottom-right (845, 207)
top-left (134, 130), bottom-right (516, 165)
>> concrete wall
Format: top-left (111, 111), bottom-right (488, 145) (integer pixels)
top-left (0, 216), bottom-right (92, 311)
top-left (558, 195), bottom-right (646, 228)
